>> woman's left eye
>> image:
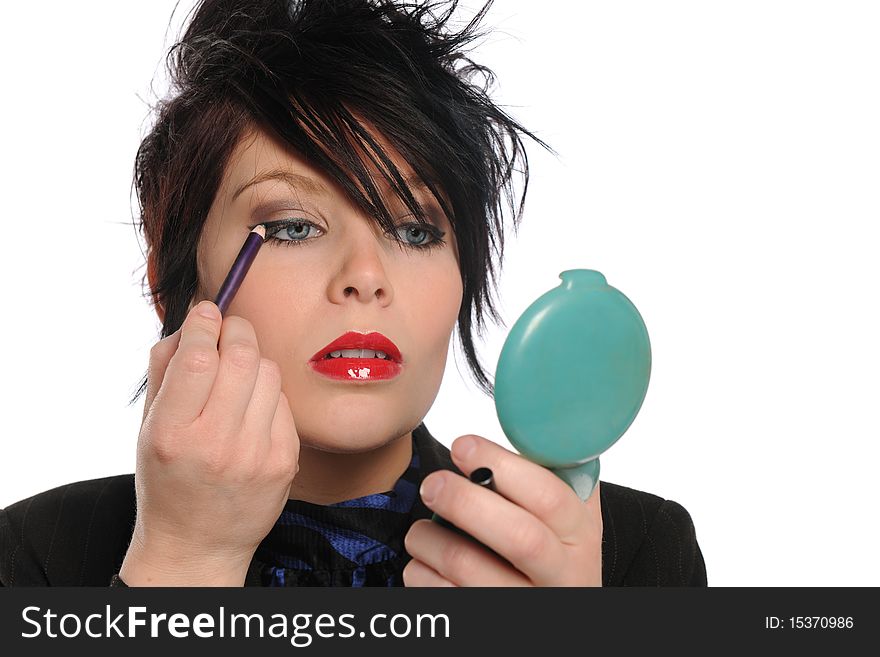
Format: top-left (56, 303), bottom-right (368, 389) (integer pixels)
top-left (393, 222), bottom-right (447, 250)
top-left (262, 218), bottom-right (446, 251)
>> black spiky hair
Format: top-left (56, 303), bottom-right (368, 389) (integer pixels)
top-left (132, 0), bottom-right (554, 404)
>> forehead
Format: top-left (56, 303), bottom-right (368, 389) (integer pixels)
top-left (222, 118), bottom-right (440, 209)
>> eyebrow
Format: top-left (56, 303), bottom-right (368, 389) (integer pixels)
top-left (231, 168), bottom-right (434, 203)
top-left (232, 169), bottom-right (329, 202)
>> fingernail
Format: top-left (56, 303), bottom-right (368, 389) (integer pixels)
top-left (160, 328), bottom-right (180, 341)
top-left (420, 475), bottom-right (445, 504)
top-left (452, 435), bottom-right (477, 461)
top-left (196, 301), bottom-right (220, 320)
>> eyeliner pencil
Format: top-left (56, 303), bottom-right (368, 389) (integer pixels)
top-left (213, 225), bottom-right (266, 315)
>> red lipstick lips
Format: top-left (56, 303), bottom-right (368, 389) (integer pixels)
top-left (309, 331), bottom-right (403, 381)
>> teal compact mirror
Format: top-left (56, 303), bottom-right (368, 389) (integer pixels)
top-left (494, 269), bottom-right (652, 501)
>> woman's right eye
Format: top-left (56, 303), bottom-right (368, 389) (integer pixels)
top-left (264, 219), bottom-right (322, 246)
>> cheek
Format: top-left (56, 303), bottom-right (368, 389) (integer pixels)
top-left (403, 261), bottom-right (462, 357)
top-left (221, 265), bottom-right (320, 361)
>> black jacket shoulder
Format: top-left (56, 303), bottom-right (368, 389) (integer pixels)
top-left (597, 481), bottom-right (707, 586)
top-left (0, 475), bottom-right (136, 586)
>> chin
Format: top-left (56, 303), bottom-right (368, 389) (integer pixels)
top-left (295, 412), bottom-right (417, 454)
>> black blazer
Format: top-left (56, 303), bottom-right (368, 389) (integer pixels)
top-left (0, 423), bottom-right (706, 586)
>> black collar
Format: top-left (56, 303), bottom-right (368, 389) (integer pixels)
top-left (243, 422), bottom-right (461, 586)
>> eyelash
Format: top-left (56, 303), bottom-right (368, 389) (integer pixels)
top-left (258, 218), bottom-right (447, 252)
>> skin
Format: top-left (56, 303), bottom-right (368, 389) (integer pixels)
top-left (405, 438), bottom-right (603, 586)
top-left (147, 118), bottom-right (603, 586)
top-left (157, 121), bottom-right (463, 505)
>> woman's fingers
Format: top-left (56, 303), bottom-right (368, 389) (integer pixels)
top-left (199, 314), bottom-right (261, 437)
top-left (410, 434), bottom-right (604, 585)
top-left (143, 327), bottom-right (182, 424)
top-left (419, 470), bottom-right (564, 583)
top-left (151, 301), bottom-right (223, 427)
top-left (404, 519), bottom-right (531, 587)
top-left (403, 557), bottom-right (457, 587)
top-left (449, 435), bottom-right (595, 545)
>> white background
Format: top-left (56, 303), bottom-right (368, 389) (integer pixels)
top-left (1, 1), bottom-right (878, 586)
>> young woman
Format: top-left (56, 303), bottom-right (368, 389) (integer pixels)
top-left (0, 0), bottom-right (706, 587)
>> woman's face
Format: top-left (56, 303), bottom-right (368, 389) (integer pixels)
top-left (192, 123), bottom-right (462, 453)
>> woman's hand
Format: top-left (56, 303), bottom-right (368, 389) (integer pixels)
top-left (403, 435), bottom-right (602, 587)
top-left (120, 300), bottom-right (300, 586)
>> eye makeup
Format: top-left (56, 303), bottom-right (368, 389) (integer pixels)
top-left (248, 217), bottom-right (447, 252)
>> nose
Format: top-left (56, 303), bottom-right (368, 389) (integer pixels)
top-left (327, 218), bottom-right (394, 307)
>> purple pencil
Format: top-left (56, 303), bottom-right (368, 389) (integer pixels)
top-left (213, 225), bottom-right (266, 315)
